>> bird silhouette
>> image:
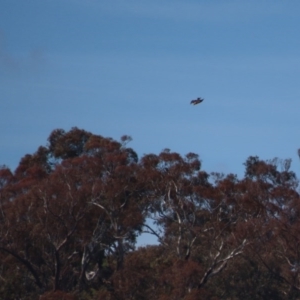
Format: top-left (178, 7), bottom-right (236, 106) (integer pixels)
top-left (190, 97), bottom-right (204, 105)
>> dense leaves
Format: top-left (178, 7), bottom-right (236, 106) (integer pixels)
top-left (1, 127), bottom-right (300, 299)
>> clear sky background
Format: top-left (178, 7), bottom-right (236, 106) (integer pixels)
top-left (1, 0), bottom-right (300, 179)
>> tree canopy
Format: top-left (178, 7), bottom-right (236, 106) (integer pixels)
top-left (1, 127), bottom-right (300, 299)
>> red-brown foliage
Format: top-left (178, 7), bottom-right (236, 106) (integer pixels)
top-left (1, 128), bottom-right (300, 299)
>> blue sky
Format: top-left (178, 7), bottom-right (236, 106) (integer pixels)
top-left (1, 0), bottom-right (300, 179)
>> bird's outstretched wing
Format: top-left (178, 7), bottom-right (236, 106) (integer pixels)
top-left (190, 97), bottom-right (204, 105)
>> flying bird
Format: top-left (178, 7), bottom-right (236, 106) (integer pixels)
top-left (190, 97), bottom-right (204, 105)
